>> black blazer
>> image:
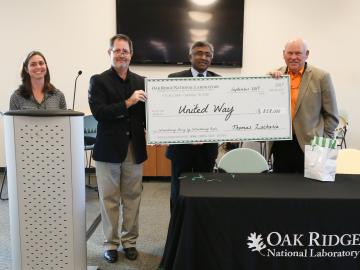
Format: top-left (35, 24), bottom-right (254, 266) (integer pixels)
top-left (88, 68), bottom-right (147, 164)
top-left (166, 69), bottom-right (219, 163)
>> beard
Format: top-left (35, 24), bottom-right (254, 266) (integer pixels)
top-left (112, 57), bottom-right (130, 71)
top-left (113, 62), bottom-right (129, 70)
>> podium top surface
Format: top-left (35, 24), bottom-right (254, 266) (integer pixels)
top-left (4, 109), bottom-right (84, 117)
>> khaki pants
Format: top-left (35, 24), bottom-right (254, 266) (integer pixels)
top-left (95, 143), bottom-right (143, 251)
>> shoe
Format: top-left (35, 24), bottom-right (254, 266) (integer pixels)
top-left (104, 249), bottom-right (118, 263)
top-left (124, 247), bottom-right (138, 260)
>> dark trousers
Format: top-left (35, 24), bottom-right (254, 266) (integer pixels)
top-left (170, 154), bottom-right (215, 213)
top-left (272, 135), bottom-right (304, 173)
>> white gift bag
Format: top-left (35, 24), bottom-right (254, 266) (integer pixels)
top-left (304, 138), bottom-right (338, 182)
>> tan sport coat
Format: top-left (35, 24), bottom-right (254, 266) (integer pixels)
top-left (275, 64), bottom-right (339, 152)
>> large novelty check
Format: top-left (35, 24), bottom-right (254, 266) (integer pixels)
top-left (145, 76), bottom-right (292, 144)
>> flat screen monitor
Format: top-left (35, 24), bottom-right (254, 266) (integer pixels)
top-left (116, 0), bottom-right (244, 67)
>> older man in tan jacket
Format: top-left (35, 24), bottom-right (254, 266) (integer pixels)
top-left (270, 38), bottom-right (339, 173)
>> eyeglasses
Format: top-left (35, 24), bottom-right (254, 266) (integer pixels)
top-left (111, 48), bottom-right (131, 56)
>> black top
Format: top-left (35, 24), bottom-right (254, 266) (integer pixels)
top-left (88, 68), bottom-right (147, 163)
top-left (9, 89), bottom-right (67, 111)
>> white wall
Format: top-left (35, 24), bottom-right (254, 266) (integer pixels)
top-left (0, 0), bottom-right (359, 166)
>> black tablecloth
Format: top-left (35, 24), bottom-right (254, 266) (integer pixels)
top-left (160, 173), bottom-right (360, 270)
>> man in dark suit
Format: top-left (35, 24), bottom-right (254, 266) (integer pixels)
top-left (167, 41), bottom-right (220, 212)
top-left (88, 34), bottom-right (147, 263)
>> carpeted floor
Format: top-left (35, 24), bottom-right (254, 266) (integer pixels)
top-left (0, 176), bottom-right (170, 270)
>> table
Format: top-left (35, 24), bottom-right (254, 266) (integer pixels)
top-left (160, 173), bottom-right (360, 270)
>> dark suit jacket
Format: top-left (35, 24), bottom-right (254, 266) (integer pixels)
top-left (166, 69), bottom-right (219, 164)
top-left (88, 68), bottom-right (147, 164)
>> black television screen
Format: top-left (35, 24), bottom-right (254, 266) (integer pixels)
top-left (116, 0), bottom-right (244, 67)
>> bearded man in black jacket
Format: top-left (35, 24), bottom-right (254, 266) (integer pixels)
top-left (88, 34), bottom-right (147, 263)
